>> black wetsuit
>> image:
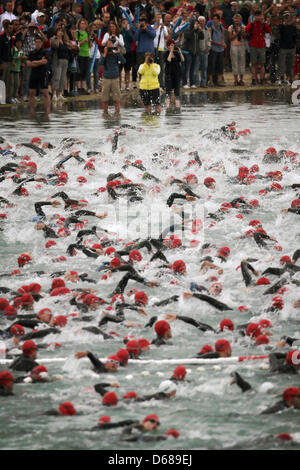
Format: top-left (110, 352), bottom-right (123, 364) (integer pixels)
top-left (9, 354), bottom-right (39, 372)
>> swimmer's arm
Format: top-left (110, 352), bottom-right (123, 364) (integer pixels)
top-left (292, 249), bottom-right (300, 264)
top-left (230, 371), bottom-right (253, 392)
top-left (76, 351), bottom-right (106, 372)
top-left (166, 314), bottom-right (215, 332)
top-left (94, 382), bottom-right (113, 396)
top-left (191, 293), bottom-right (232, 311)
top-left (153, 295), bottom-right (179, 307)
top-left (166, 193), bottom-right (187, 207)
top-left (150, 251), bottom-right (169, 263)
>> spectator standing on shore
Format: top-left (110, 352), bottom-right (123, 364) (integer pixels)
top-left (277, 11), bottom-right (297, 85)
top-left (0, 1), bottom-right (17, 32)
top-left (138, 51), bottom-right (161, 114)
top-left (245, 9), bottom-right (271, 85)
top-left (76, 18), bottom-right (90, 94)
top-left (27, 36), bottom-right (51, 113)
top-left (208, 14), bottom-right (226, 87)
top-left (228, 13), bottom-right (246, 85)
top-left (0, 20), bottom-right (13, 101)
top-left (99, 39), bottom-right (125, 117)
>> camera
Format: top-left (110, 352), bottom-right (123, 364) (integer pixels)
top-left (111, 36), bottom-right (116, 43)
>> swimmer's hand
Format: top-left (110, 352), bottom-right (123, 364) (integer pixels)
top-left (275, 339), bottom-right (286, 348)
top-left (145, 281), bottom-right (159, 287)
top-left (96, 212), bottom-right (108, 219)
top-left (124, 320), bottom-right (142, 327)
top-left (165, 314), bottom-right (177, 322)
top-left (75, 351), bottom-right (88, 359)
top-left (110, 382), bottom-right (119, 388)
top-left (138, 308), bottom-right (147, 316)
top-left (183, 292), bottom-right (193, 299)
top-left (186, 195), bottom-right (197, 202)
top-left (51, 200), bottom-right (61, 207)
top-left (294, 301), bottom-right (300, 308)
top-left (281, 209), bottom-right (289, 213)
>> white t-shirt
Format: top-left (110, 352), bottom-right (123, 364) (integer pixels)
top-left (0, 12), bottom-right (17, 32)
top-left (154, 25), bottom-right (168, 50)
top-left (89, 42), bottom-right (101, 59)
top-left (102, 33), bottom-right (125, 48)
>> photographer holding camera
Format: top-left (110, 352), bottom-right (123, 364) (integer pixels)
top-left (99, 38), bottom-right (125, 118)
top-left (164, 39), bottom-right (184, 108)
top-left (135, 15), bottom-right (156, 67)
top-left (138, 51), bottom-right (161, 115)
top-left (102, 22), bottom-right (125, 51)
top-left (228, 13), bottom-right (246, 86)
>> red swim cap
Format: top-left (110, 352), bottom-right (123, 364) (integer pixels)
top-left (99, 415), bottom-right (111, 424)
top-left (218, 246), bottom-right (230, 257)
top-left (246, 323), bottom-right (262, 338)
top-left (110, 257), bottom-right (121, 268)
top-left (77, 176), bottom-right (87, 184)
top-left (134, 291), bottom-right (148, 306)
top-left (111, 293), bottom-right (125, 304)
top-left (280, 255), bottom-right (291, 265)
top-left (165, 429), bottom-right (180, 438)
top-left (50, 287), bottom-right (71, 296)
top-left (126, 340), bottom-right (141, 357)
top-left (172, 260), bottom-right (186, 273)
top-left (137, 338), bottom-right (150, 350)
top-left (154, 320), bottom-right (170, 337)
top-left (272, 296), bottom-right (284, 310)
top-left (18, 253), bottom-right (31, 267)
top-left (255, 335), bottom-right (269, 345)
top-left (291, 199), bottom-right (300, 208)
top-left (123, 391), bottom-right (138, 399)
top-left (0, 298), bottom-right (9, 310)
top-left (249, 219), bottom-right (261, 227)
top-left (200, 344), bottom-right (214, 354)
top-left (220, 202), bottom-right (232, 211)
top-left (51, 279), bottom-right (66, 290)
top-left (258, 318), bottom-right (272, 328)
top-left (220, 319), bottom-right (234, 332)
top-left (285, 350), bottom-right (300, 366)
top-left (31, 137), bottom-right (41, 144)
top-left (129, 250), bottom-right (142, 261)
top-left (0, 371), bottom-right (14, 386)
top-left (277, 433), bottom-right (292, 441)
top-left (249, 199), bottom-right (259, 207)
top-left (264, 147), bottom-right (277, 156)
top-left (204, 177), bottom-right (216, 188)
top-left (58, 402), bottom-right (76, 416)
top-left (256, 277), bottom-right (270, 285)
top-left (102, 392), bottom-right (118, 406)
top-left (21, 340), bottom-right (37, 354)
top-left (116, 349), bottom-right (129, 364)
top-left (143, 414), bottom-right (159, 424)
top-left (215, 339), bottom-right (231, 353)
top-left (283, 387), bottom-right (300, 402)
top-left (105, 247), bottom-right (116, 256)
top-left (10, 324), bottom-right (25, 336)
top-left (13, 294), bottom-right (34, 308)
top-left (31, 365), bottom-right (48, 376)
top-left (250, 164), bottom-right (259, 173)
top-left (53, 315), bottom-right (68, 327)
top-left (172, 365), bottom-right (186, 380)
top-left (4, 305), bottom-right (17, 317)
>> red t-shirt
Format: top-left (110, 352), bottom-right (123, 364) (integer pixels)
top-left (245, 21), bottom-right (271, 48)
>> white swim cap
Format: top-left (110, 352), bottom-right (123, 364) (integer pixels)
top-left (158, 380), bottom-right (177, 394)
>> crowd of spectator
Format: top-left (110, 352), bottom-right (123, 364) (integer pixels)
top-left (0, 0), bottom-right (300, 111)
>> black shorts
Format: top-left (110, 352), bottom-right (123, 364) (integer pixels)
top-left (140, 88), bottom-right (160, 106)
top-left (29, 71), bottom-right (49, 90)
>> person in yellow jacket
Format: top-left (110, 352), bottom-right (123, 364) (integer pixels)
top-left (138, 52), bottom-right (161, 115)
